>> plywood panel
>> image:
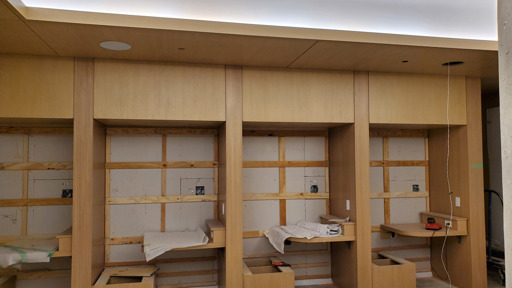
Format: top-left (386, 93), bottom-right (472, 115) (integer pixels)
top-left (0, 55), bottom-right (73, 119)
top-left (218, 66), bottom-right (243, 288)
top-left (72, 59), bottom-right (105, 288)
top-left (243, 67), bottom-right (354, 123)
top-left (94, 59), bottom-right (225, 121)
top-left (369, 72), bottom-right (467, 125)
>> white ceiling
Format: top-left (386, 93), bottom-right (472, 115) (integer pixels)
top-left (20, 0), bottom-right (497, 41)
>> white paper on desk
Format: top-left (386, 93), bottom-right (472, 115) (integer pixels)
top-left (296, 221), bottom-right (341, 236)
top-left (143, 228), bottom-right (208, 261)
top-left (0, 238), bottom-right (58, 268)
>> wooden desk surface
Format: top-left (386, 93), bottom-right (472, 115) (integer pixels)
top-left (380, 223), bottom-right (467, 237)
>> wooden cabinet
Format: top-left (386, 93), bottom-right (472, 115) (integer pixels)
top-left (0, 55), bottom-right (74, 119)
top-left (369, 72), bottom-right (467, 125)
top-left (94, 59), bottom-right (226, 122)
top-left (243, 67), bottom-right (354, 123)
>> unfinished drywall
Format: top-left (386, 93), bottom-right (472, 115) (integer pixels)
top-left (242, 135), bottom-right (330, 280)
top-left (0, 133), bottom-right (73, 239)
top-left (370, 136), bottom-right (427, 249)
top-left (107, 131), bottom-right (218, 285)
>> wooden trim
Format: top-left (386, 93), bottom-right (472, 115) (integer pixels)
top-left (161, 135), bottom-right (167, 232)
top-left (106, 236), bottom-right (143, 245)
top-left (0, 198), bottom-right (73, 207)
top-left (0, 127), bottom-right (73, 134)
top-left (243, 160), bottom-right (327, 168)
top-left (243, 249), bottom-right (329, 259)
top-left (371, 226), bottom-right (381, 232)
top-left (370, 191), bottom-right (429, 199)
top-left (279, 137), bottom-right (287, 226)
top-left (158, 282), bottom-right (217, 288)
top-left (106, 256), bottom-right (216, 267)
top-left (107, 127), bottom-right (217, 135)
top-left (107, 195), bottom-right (217, 204)
top-left (291, 262), bottom-right (329, 269)
top-left (158, 269), bottom-right (216, 278)
top-left (16, 270), bottom-right (71, 280)
top-left (0, 162), bottom-right (73, 170)
top-left (371, 244), bottom-right (430, 252)
top-left (425, 137), bottom-right (431, 212)
top-left (295, 274), bottom-right (331, 280)
top-left (369, 129), bottom-right (428, 138)
top-left (21, 135), bottom-right (29, 236)
top-left (370, 160), bottom-right (428, 167)
top-left (106, 161), bottom-right (217, 169)
top-left (243, 130), bottom-right (328, 137)
top-left (383, 137), bottom-right (391, 225)
top-left (243, 193), bottom-right (329, 201)
top-left (243, 231), bottom-right (267, 238)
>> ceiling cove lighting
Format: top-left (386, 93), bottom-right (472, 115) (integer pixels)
top-left (19, 0), bottom-right (497, 41)
top-left (100, 41), bottom-right (131, 51)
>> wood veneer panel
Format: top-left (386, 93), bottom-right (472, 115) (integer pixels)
top-left (329, 72), bottom-right (371, 287)
top-left (72, 58), bottom-right (105, 288)
top-left (0, 55), bottom-right (73, 119)
top-left (369, 72), bottom-right (467, 125)
top-left (217, 66), bottom-right (243, 288)
top-left (243, 67), bottom-right (354, 123)
top-left (94, 59), bottom-right (225, 121)
top-left (428, 78), bottom-right (486, 287)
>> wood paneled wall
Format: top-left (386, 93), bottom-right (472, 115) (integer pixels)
top-left (0, 54), bottom-right (73, 119)
top-left (242, 67), bottom-right (354, 123)
top-left (369, 72), bottom-right (467, 125)
top-left (93, 59), bottom-right (226, 122)
top-left (1, 54), bottom-right (487, 288)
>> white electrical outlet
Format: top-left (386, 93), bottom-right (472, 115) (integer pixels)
top-left (222, 203), bottom-right (225, 215)
top-left (346, 200), bottom-right (350, 211)
top-left (455, 197), bottom-right (461, 207)
top-left (445, 220), bottom-right (451, 228)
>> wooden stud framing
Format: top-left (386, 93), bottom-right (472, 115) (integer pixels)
top-left (370, 129), bottom-right (431, 238)
top-left (104, 127), bottom-right (220, 273)
top-left (0, 127), bottom-right (73, 241)
top-left (279, 137), bottom-right (287, 226)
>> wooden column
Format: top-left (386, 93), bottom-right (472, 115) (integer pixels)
top-left (465, 77), bottom-right (487, 287)
top-left (330, 71), bottom-right (371, 288)
top-left (72, 58), bottom-right (106, 288)
top-left (218, 66), bottom-right (243, 287)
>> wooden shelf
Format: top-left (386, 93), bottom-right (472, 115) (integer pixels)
top-left (287, 215), bottom-right (356, 243)
top-left (380, 223), bottom-right (466, 237)
top-left (52, 228), bottom-right (72, 257)
top-left (380, 212), bottom-right (468, 238)
top-left (165, 219), bottom-right (226, 251)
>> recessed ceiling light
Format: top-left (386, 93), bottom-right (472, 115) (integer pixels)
top-left (441, 61), bottom-right (464, 66)
top-left (402, 60), bottom-right (409, 63)
top-left (100, 41), bottom-right (131, 51)
top-left (178, 47), bottom-right (185, 51)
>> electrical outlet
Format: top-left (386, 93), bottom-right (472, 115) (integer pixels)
top-left (455, 197), bottom-right (461, 207)
top-left (346, 200), bottom-right (350, 211)
top-left (445, 220), bottom-right (451, 228)
top-left (222, 203), bottom-right (225, 215)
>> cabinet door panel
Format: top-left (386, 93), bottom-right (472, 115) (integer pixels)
top-left (243, 67), bottom-right (354, 123)
top-left (94, 60), bottom-right (225, 121)
top-left (369, 73), bottom-right (466, 125)
top-left (0, 55), bottom-right (73, 119)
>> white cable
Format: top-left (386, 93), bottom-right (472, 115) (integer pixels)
top-left (441, 64), bottom-right (453, 287)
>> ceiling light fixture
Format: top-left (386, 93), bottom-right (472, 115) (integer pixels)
top-left (100, 41), bottom-right (132, 51)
